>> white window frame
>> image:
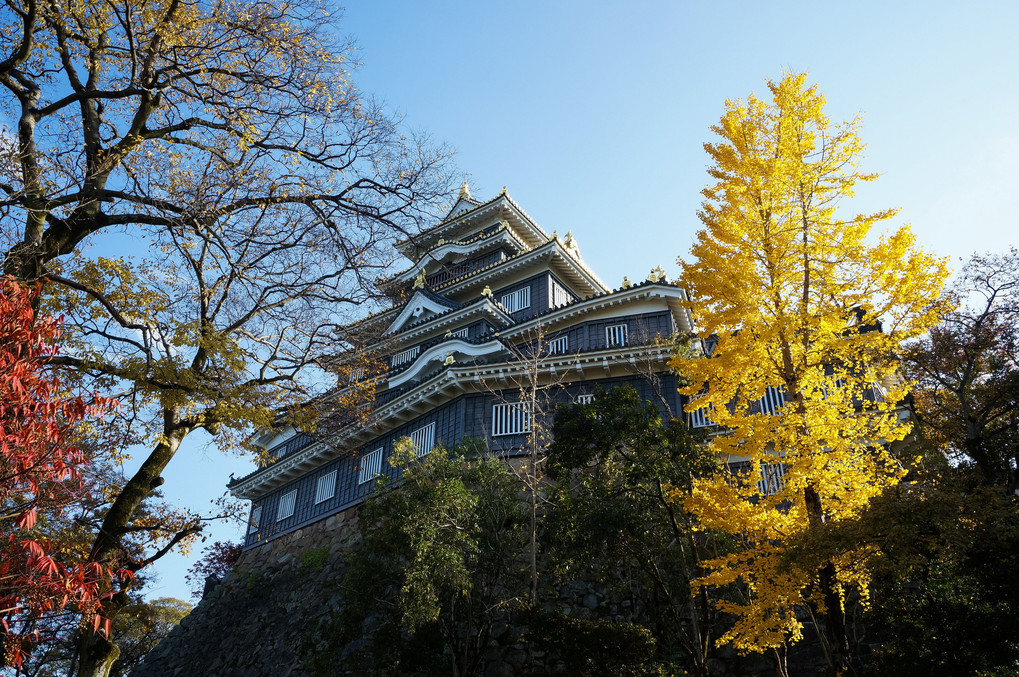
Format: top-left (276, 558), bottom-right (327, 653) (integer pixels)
top-left (409, 422), bottom-right (436, 457)
top-left (576, 393), bottom-right (595, 405)
top-left (688, 403), bottom-right (714, 428)
top-left (548, 335), bottom-right (569, 355)
top-left (315, 470), bottom-right (337, 504)
top-left (348, 366), bottom-right (366, 382)
top-left (449, 327), bottom-right (469, 339)
top-left (391, 346), bottom-right (420, 368)
top-left (276, 489), bottom-right (297, 521)
top-left (248, 505), bottom-right (262, 535)
top-left (757, 463), bottom-right (787, 496)
top-left (821, 377), bottom-right (847, 399)
top-left (358, 447), bottom-right (384, 484)
top-left (758, 386), bottom-right (786, 416)
top-left (492, 403), bottom-right (531, 436)
top-left (550, 280), bottom-right (572, 308)
top-left (499, 286), bottom-right (531, 313)
top-left (605, 323), bottom-right (628, 348)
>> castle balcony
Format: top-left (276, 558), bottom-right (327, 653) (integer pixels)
top-left (426, 249), bottom-right (507, 288)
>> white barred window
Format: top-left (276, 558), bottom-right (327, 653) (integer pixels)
top-left (449, 327), bottom-right (469, 339)
top-left (688, 403), bottom-right (714, 428)
top-left (315, 470), bottom-right (337, 504)
top-left (248, 506), bottom-right (262, 535)
top-left (276, 489), bottom-right (297, 521)
top-left (576, 393), bottom-right (595, 405)
top-left (757, 463), bottom-right (787, 496)
top-left (492, 403), bottom-right (531, 436)
top-left (391, 346), bottom-right (420, 368)
top-left (605, 323), bottom-right (628, 348)
top-left (410, 422), bottom-right (436, 456)
top-left (550, 280), bottom-right (573, 308)
top-left (548, 335), bottom-right (569, 355)
top-left (348, 366), bottom-right (366, 382)
top-left (821, 377), bottom-right (847, 399)
top-left (358, 448), bottom-right (384, 484)
top-left (499, 287), bottom-right (530, 313)
top-left (758, 386), bottom-right (786, 415)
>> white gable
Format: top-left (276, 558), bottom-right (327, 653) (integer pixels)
top-left (385, 291), bottom-right (457, 335)
top-left (444, 197), bottom-right (477, 219)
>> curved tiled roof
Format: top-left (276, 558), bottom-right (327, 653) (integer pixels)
top-left (508, 278), bottom-right (687, 329)
top-left (382, 225), bottom-right (527, 289)
top-left (228, 340), bottom-right (678, 496)
top-left (432, 237), bottom-right (607, 297)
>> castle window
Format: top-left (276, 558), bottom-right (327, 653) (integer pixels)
top-left (277, 489), bottom-right (297, 521)
top-left (688, 403), bottom-right (714, 428)
top-left (248, 506), bottom-right (262, 535)
top-left (757, 463), bottom-right (787, 496)
top-left (348, 366), bottom-right (366, 382)
top-left (758, 386), bottom-right (786, 415)
top-left (548, 335), bottom-right (569, 355)
top-left (492, 403), bottom-right (531, 436)
top-left (605, 323), bottom-right (628, 347)
top-left (576, 393), bottom-right (595, 405)
top-left (410, 422), bottom-right (436, 456)
top-left (359, 448), bottom-right (384, 484)
top-left (551, 280), bottom-right (572, 308)
top-left (315, 470), bottom-right (337, 504)
top-left (821, 377), bottom-right (847, 399)
top-left (499, 286), bottom-right (530, 313)
top-left (391, 346), bottom-right (420, 368)
top-left (449, 327), bottom-right (469, 339)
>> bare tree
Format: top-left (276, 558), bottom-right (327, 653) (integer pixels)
top-left (0, 0), bottom-right (453, 674)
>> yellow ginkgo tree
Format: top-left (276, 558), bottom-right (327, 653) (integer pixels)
top-left (671, 73), bottom-right (950, 674)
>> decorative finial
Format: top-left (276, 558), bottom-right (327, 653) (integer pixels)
top-left (444, 329), bottom-right (453, 338)
top-left (621, 276), bottom-right (632, 289)
top-left (551, 230), bottom-right (558, 241)
top-left (458, 181), bottom-right (472, 200)
top-left (563, 231), bottom-right (577, 250)
top-left (646, 265), bottom-right (666, 283)
top-left (413, 269), bottom-right (426, 289)
top-left (437, 238), bottom-right (446, 246)
top-left (443, 353), bottom-right (456, 366)
top-left (498, 186), bottom-right (508, 196)
top-left (481, 285), bottom-right (493, 298)
top-left (499, 219), bottom-right (510, 229)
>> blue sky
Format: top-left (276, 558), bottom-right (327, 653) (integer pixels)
top-left (145, 0), bottom-right (1019, 601)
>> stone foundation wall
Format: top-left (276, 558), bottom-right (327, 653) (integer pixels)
top-left (132, 506), bottom-right (839, 676)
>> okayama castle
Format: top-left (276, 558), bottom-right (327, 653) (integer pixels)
top-left (228, 184), bottom-right (700, 548)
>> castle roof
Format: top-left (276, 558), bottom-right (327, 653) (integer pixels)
top-left (394, 189), bottom-right (549, 260)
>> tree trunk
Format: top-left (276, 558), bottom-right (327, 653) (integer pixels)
top-left (804, 485), bottom-right (850, 676)
top-left (74, 410), bottom-right (190, 677)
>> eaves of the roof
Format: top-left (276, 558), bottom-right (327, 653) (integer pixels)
top-left (381, 225), bottom-right (526, 291)
top-left (504, 279), bottom-right (693, 337)
top-left (227, 342), bottom-right (675, 498)
top-left (431, 238), bottom-right (608, 298)
top-left (394, 193), bottom-right (505, 253)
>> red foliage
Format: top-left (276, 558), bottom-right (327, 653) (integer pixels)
top-left (185, 541), bottom-right (242, 600)
top-left (0, 277), bottom-right (122, 666)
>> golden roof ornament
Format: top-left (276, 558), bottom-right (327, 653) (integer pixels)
top-left (481, 285), bottom-right (493, 298)
top-left (498, 186), bottom-right (508, 196)
top-left (444, 329), bottom-right (453, 338)
top-left (413, 269), bottom-right (427, 289)
top-left (646, 265), bottom-right (666, 283)
top-left (563, 231), bottom-right (577, 250)
top-left (458, 181), bottom-right (472, 200)
top-left (443, 353), bottom-right (456, 366)
top-left (621, 276), bottom-right (632, 289)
